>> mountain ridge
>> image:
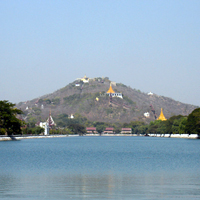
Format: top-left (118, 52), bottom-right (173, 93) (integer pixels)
top-left (17, 77), bottom-right (198, 124)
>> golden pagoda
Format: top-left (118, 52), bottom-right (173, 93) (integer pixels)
top-left (106, 83), bottom-right (115, 94)
top-left (157, 108), bottom-right (167, 121)
top-left (80, 75), bottom-right (89, 83)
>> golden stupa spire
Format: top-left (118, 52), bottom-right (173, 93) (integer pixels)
top-left (106, 83), bottom-right (115, 94)
top-left (157, 108), bottom-right (167, 121)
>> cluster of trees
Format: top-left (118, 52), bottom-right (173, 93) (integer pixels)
top-left (22, 126), bottom-right (44, 135)
top-left (38, 97), bottom-right (60, 105)
top-left (0, 100), bottom-right (200, 136)
top-left (0, 100), bottom-right (24, 135)
top-left (146, 108), bottom-right (200, 135)
top-left (185, 108), bottom-right (200, 134)
top-left (52, 108), bottom-right (200, 135)
top-left (0, 100), bottom-right (44, 135)
top-left (55, 113), bottom-right (88, 128)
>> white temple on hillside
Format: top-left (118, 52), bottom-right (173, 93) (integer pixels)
top-left (76, 75), bottom-right (90, 83)
top-left (106, 83), bottom-right (123, 99)
top-left (144, 112), bottom-right (150, 118)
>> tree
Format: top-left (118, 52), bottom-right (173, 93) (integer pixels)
top-left (0, 100), bottom-right (23, 135)
top-left (68, 124), bottom-right (86, 135)
top-left (26, 116), bottom-right (37, 128)
top-left (56, 113), bottom-right (69, 127)
top-left (137, 125), bottom-right (148, 135)
top-left (23, 126), bottom-right (44, 135)
top-left (147, 120), bottom-right (167, 134)
top-left (185, 108), bottom-right (200, 135)
top-left (165, 115), bottom-right (184, 134)
top-left (114, 127), bottom-right (121, 134)
top-left (147, 120), bottom-right (160, 134)
top-left (93, 121), bottom-right (108, 134)
top-left (178, 117), bottom-right (187, 134)
top-left (172, 119), bottom-right (180, 134)
top-left (129, 121), bottom-right (145, 134)
top-left (96, 125), bottom-right (106, 134)
top-left (172, 117), bottom-right (187, 134)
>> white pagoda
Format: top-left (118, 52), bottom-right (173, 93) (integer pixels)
top-left (39, 111), bottom-right (56, 135)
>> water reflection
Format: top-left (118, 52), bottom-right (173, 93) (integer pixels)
top-left (1, 171), bottom-right (200, 199)
top-left (0, 137), bottom-right (200, 199)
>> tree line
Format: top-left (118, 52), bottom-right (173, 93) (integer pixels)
top-left (0, 100), bottom-right (200, 136)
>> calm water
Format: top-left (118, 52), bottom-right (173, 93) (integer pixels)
top-left (0, 136), bottom-right (200, 199)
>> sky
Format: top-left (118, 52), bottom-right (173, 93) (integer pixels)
top-left (0, 0), bottom-right (200, 106)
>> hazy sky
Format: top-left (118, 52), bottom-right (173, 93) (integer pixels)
top-left (0, 0), bottom-right (200, 106)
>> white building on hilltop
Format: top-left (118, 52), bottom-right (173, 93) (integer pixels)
top-left (148, 91), bottom-right (153, 96)
top-left (76, 75), bottom-right (90, 83)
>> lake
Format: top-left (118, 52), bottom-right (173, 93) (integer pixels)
top-left (0, 136), bottom-right (200, 199)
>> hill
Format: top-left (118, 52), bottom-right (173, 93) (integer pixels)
top-left (17, 76), bottom-right (198, 124)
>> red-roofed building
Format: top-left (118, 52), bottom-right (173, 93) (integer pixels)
top-left (86, 127), bottom-right (97, 134)
top-left (121, 128), bottom-right (132, 134)
top-left (104, 127), bottom-right (114, 134)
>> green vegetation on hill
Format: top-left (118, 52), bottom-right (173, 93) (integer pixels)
top-left (16, 77), bottom-right (198, 127)
top-left (57, 108), bottom-right (200, 136)
top-left (45, 108), bottom-right (200, 136)
top-left (1, 99), bottom-right (200, 136)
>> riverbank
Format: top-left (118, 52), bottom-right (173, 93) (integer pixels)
top-left (0, 135), bottom-right (77, 141)
top-left (84, 133), bottom-right (199, 138)
top-left (148, 133), bottom-right (199, 139)
top-left (0, 134), bottom-right (138, 141)
top-left (1, 133), bottom-right (199, 141)
top-left (85, 134), bottom-right (138, 136)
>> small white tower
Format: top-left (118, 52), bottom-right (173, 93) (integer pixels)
top-left (44, 123), bottom-right (49, 135)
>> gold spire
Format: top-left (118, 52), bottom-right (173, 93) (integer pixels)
top-left (157, 108), bottom-right (167, 121)
top-left (106, 83), bottom-right (115, 94)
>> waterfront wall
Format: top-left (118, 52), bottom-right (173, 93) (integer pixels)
top-left (0, 135), bottom-right (69, 141)
top-left (87, 133), bottom-right (199, 138)
top-left (1, 133), bottom-right (199, 141)
top-left (85, 134), bottom-right (138, 136)
top-left (148, 133), bottom-right (199, 139)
